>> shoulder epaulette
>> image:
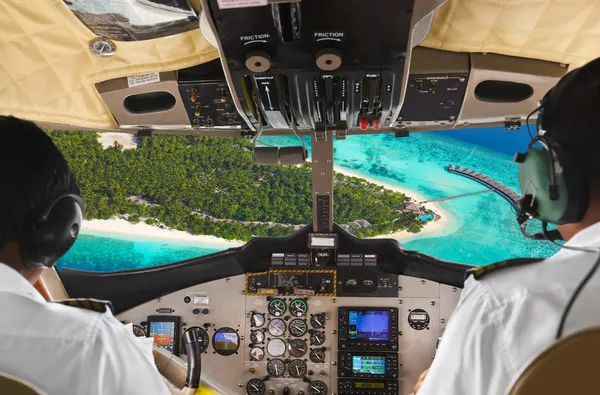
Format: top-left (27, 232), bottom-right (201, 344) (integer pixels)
top-left (53, 298), bottom-right (114, 314)
top-left (465, 258), bottom-right (545, 281)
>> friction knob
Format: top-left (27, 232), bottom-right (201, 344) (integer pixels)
top-left (246, 51), bottom-right (272, 73)
top-left (372, 118), bottom-right (382, 130)
top-left (316, 49), bottom-right (342, 71)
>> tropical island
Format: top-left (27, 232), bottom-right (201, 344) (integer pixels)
top-left (49, 131), bottom-right (442, 242)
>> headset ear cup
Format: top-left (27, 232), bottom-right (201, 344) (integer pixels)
top-left (20, 196), bottom-right (83, 268)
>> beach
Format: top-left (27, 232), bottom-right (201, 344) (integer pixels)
top-left (82, 218), bottom-right (245, 247)
top-left (333, 165), bottom-right (452, 241)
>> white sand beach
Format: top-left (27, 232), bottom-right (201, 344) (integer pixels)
top-left (333, 166), bottom-right (452, 241)
top-left (82, 218), bottom-right (245, 247)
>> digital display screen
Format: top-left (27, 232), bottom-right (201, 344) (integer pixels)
top-left (213, 332), bottom-right (239, 351)
top-left (352, 356), bottom-right (386, 375)
top-left (348, 310), bottom-right (390, 341)
top-left (410, 314), bottom-right (427, 320)
top-left (149, 321), bottom-right (176, 353)
top-left (355, 382), bottom-right (386, 389)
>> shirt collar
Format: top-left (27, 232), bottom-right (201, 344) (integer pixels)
top-left (0, 263), bottom-right (46, 303)
top-left (553, 221), bottom-right (600, 258)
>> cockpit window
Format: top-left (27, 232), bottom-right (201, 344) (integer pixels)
top-left (54, 127), bottom-right (558, 272)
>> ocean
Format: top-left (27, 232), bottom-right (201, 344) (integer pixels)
top-left (58, 127), bottom-right (559, 271)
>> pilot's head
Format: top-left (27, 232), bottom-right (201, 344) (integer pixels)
top-left (539, 57), bottom-right (600, 239)
top-left (0, 116), bottom-right (82, 283)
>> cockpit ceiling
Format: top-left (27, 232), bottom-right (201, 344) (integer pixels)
top-left (420, 0), bottom-right (600, 69)
top-left (1, 0), bottom-right (600, 130)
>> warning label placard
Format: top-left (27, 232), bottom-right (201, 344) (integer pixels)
top-left (127, 73), bottom-right (161, 88)
top-left (217, 0), bottom-right (267, 9)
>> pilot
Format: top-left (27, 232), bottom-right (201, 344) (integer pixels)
top-left (0, 117), bottom-right (171, 395)
top-left (414, 57), bottom-right (600, 395)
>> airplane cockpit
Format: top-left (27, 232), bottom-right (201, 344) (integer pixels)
top-left (3, 0), bottom-right (600, 394)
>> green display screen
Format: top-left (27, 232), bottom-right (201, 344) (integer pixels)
top-left (355, 382), bottom-right (385, 389)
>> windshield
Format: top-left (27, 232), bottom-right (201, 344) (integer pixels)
top-left (54, 127), bottom-right (558, 272)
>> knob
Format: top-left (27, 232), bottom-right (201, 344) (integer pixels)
top-left (372, 118), bottom-right (382, 130)
top-left (246, 51), bottom-right (272, 73)
top-left (359, 117), bottom-right (369, 130)
top-left (269, 390), bottom-right (275, 395)
top-left (316, 49), bottom-right (342, 71)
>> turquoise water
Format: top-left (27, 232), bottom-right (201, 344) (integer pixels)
top-left (58, 130), bottom-right (559, 271)
top-left (57, 233), bottom-right (221, 272)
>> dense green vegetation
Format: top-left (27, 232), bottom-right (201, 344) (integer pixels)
top-left (49, 131), bottom-right (424, 240)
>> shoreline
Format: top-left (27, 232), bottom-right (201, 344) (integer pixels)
top-left (81, 219), bottom-right (245, 248)
top-left (333, 166), bottom-right (452, 241)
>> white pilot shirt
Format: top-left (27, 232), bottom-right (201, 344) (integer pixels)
top-left (418, 221), bottom-right (600, 395)
top-left (0, 263), bottom-right (171, 395)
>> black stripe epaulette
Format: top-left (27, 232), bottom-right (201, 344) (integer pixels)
top-left (465, 258), bottom-right (545, 281)
top-left (53, 298), bottom-right (114, 314)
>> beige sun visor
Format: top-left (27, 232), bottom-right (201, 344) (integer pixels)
top-left (0, 0), bottom-right (218, 129)
top-left (421, 0), bottom-right (600, 69)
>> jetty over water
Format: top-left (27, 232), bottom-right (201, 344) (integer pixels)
top-left (447, 164), bottom-right (521, 211)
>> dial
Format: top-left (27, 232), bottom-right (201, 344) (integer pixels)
top-left (267, 358), bottom-right (285, 377)
top-left (181, 327), bottom-right (210, 354)
top-left (288, 359), bottom-right (307, 378)
top-left (250, 347), bottom-right (265, 361)
top-left (289, 319), bottom-right (307, 337)
top-left (132, 324), bottom-right (147, 337)
top-left (309, 348), bottom-right (325, 363)
top-left (408, 308), bottom-right (430, 330)
top-left (267, 338), bottom-right (286, 357)
top-left (289, 299), bottom-right (308, 317)
top-left (246, 378), bottom-right (266, 395)
top-left (308, 380), bottom-right (327, 395)
top-left (268, 298), bottom-right (286, 316)
top-left (288, 339), bottom-right (307, 358)
top-left (89, 37), bottom-right (116, 57)
top-left (310, 313), bottom-right (326, 329)
top-left (251, 313), bottom-right (266, 328)
top-left (268, 318), bottom-right (286, 337)
top-left (250, 330), bottom-right (265, 344)
top-left (310, 331), bottom-right (325, 346)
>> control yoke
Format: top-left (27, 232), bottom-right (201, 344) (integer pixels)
top-left (182, 327), bottom-right (203, 389)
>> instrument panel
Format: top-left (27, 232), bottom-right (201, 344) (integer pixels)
top-left (118, 272), bottom-right (461, 395)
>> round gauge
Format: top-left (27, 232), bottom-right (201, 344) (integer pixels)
top-left (310, 313), bottom-right (326, 329)
top-left (408, 308), bottom-right (430, 330)
top-left (250, 330), bottom-right (265, 344)
top-left (246, 378), bottom-right (266, 395)
top-left (267, 358), bottom-right (285, 377)
top-left (268, 298), bottom-right (286, 317)
top-left (268, 318), bottom-right (286, 337)
top-left (89, 37), bottom-right (117, 57)
top-left (308, 380), bottom-right (327, 395)
top-left (289, 319), bottom-right (308, 337)
top-left (310, 331), bottom-right (325, 346)
top-left (250, 347), bottom-right (265, 361)
top-left (289, 299), bottom-right (308, 317)
top-left (288, 359), bottom-right (307, 378)
top-left (288, 339), bottom-right (307, 358)
top-left (212, 327), bottom-right (240, 356)
top-left (309, 348), bottom-right (325, 363)
top-left (132, 324), bottom-right (147, 337)
top-left (181, 327), bottom-right (210, 354)
top-left (267, 338), bottom-right (286, 357)
top-left (251, 313), bottom-right (266, 328)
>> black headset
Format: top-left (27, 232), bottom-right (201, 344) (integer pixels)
top-left (515, 68), bottom-right (589, 227)
top-left (1, 193), bottom-right (84, 269)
